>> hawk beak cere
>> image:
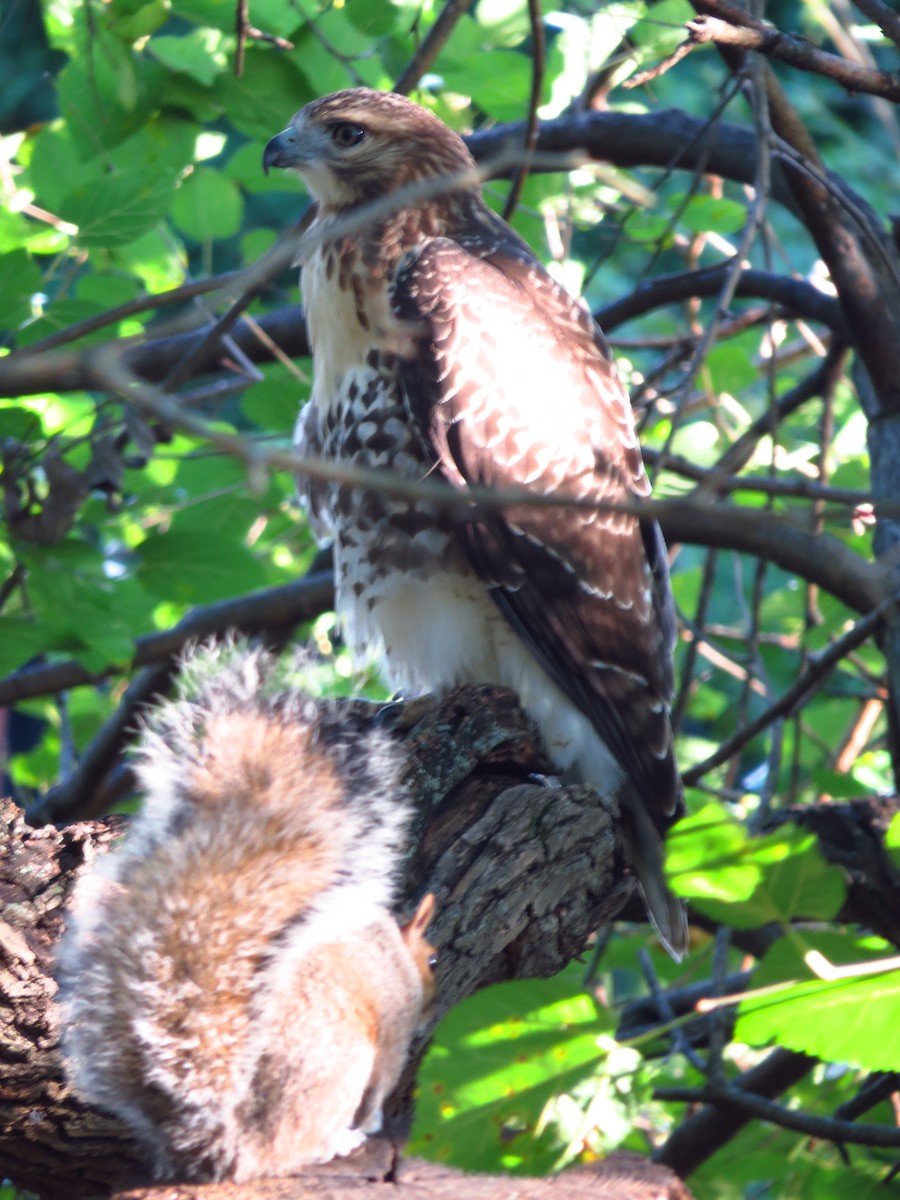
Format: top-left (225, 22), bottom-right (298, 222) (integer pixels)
top-left (263, 128), bottom-right (302, 175)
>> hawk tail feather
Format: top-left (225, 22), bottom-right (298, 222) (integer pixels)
top-left (625, 791), bottom-right (689, 961)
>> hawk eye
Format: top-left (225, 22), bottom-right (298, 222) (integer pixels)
top-left (330, 122), bottom-right (366, 149)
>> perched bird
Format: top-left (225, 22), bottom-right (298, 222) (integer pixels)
top-left (263, 88), bottom-right (687, 957)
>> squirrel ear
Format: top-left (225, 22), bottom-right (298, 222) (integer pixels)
top-left (402, 893), bottom-right (438, 997)
top-left (401, 892), bottom-right (435, 946)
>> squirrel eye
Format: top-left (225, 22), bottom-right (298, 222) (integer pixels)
top-left (427, 953), bottom-right (438, 971)
top-left (330, 122), bottom-right (366, 148)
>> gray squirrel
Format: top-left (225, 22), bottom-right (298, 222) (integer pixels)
top-left (57, 643), bottom-right (436, 1183)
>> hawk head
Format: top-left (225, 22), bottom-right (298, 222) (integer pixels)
top-left (262, 88), bottom-right (477, 214)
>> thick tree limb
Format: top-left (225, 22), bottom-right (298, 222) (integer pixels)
top-left (111, 1145), bottom-right (695, 1200)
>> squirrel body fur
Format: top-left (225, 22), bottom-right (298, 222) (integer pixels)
top-left (57, 644), bottom-right (435, 1183)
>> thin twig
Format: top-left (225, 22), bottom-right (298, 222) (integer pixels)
top-left (393, 0), bottom-right (471, 96)
top-left (637, 949), bottom-right (707, 1072)
top-left (14, 269), bottom-right (247, 359)
top-left (655, 1081), bottom-right (900, 1148)
top-left (234, 0), bottom-right (248, 77)
top-left (501, 0), bottom-right (545, 221)
top-left (656, 1047), bottom-right (815, 1175)
top-left (850, 0), bottom-right (900, 48)
top-left (682, 603), bottom-right (890, 785)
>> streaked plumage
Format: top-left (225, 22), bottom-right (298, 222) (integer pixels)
top-left (264, 89), bottom-right (687, 956)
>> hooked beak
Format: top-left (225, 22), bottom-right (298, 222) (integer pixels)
top-left (262, 128), bottom-right (301, 175)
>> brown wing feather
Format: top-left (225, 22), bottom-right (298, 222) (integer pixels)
top-left (391, 234), bottom-right (681, 829)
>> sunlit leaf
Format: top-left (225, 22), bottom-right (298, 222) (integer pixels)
top-left (736, 933), bottom-right (900, 1071)
top-left (172, 165), bottom-right (244, 240)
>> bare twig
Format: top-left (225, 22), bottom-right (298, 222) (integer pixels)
top-left (501, 0), bottom-right (545, 221)
top-left (682, 603), bottom-right (890, 785)
top-left (656, 1079), bottom-right (900, 1148)
top-left (393, 0), bottom-right (471, 96)
top-left (712, 339), bottom-right (849, 478)
top-left (656, 1048), bottom-right (816, 1175)
top-left (850, 0), bottom-right (900, 49)
top-left (32, 660), bottom-right (176, 827)
top-left (624, 39), bottom-right (697, 90)
top-left (637, 949), bottom-right (707, 1072)
top-left (234, 0), bottom-right (248, 77)
top-left (14, 268), bottom-right (247, 358)
top-left (644, 456), bottom-right (871, 519)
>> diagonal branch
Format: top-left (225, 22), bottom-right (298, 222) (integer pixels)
top-left (393, 0), bottom-right (471, 97)
top-left (686, 7), bottom-right (900, 102)
top-left (681, 603), bottom-right (889, 785)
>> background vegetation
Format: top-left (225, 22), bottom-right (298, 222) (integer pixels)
top-left (1, 0), bottom-right (900, 1196)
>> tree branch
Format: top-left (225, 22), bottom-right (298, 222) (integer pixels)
top-left (851, 0), bottom-right (900, 49)
top-left (0, 571), bottom-right (334, 710)
top-left (654, 1049), bottom-right (815, 1175)
top-left (682, 603), bottom-right (888, 785)
top-left (500, 0), bottom-right (545, 221)
top-left (596, 265), bottom-right (847, 338)
top-left (686, 8), bottom-right (900, 102)
top-left (393, 0), bottom-right (471, 97)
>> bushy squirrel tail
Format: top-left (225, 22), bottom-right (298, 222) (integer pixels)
top-left (57, 641), bottom-right (425, 1183)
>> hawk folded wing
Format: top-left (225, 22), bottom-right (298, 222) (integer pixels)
top-left (392, 237), bottom-right (679, 821)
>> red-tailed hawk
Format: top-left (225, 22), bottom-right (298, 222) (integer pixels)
top-left (264, 89), bottom-right (687, 957)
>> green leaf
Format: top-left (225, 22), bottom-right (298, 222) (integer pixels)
top-left (56, 42), bottom-right (164, 157)
top-left (705, 340), bottom-right (758, 395)
top-left (135, 528), bottom-right (264, 605)
top-left (109, 0), bottom-right (170, 41)
top-left (172, 166), bottom-right (244, 240)
top-left (736, 933), bottom-right (900, 1071)
top-left (0, 616), bottom-right (56, 676)
top-left (666, 802), bottom-right (761, 905)
top-left (410, 966), bottom-right (614, 1173)
top-left (243, 0), bottom-right (306, 38)
top-left (241, 363), bottom-right (308, 432)
top-left (60, 170), bottom-right (174, 248)
top-left (674, 193), bottom-right (747, 236)
top-left (345, 0), bottom-right (405, 37)
top-left (13, 541), bottom-right (139, 673)
top-left (0, 249), bottom-right (41, 329)
top-left (0, 405), bottom-right (42, 441)
top-left (148, 28), bottom-right (231, 86)
top-left (442, 51), bottom-right (534, 122)
top-left (886, 812), bottom-right (900, 874)
top-left (212, 53), bottom-right (313, 141)
top-left (667, 802), bottom-right (846, 927)
top-left (476, 0), bottom-right (533, 48)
